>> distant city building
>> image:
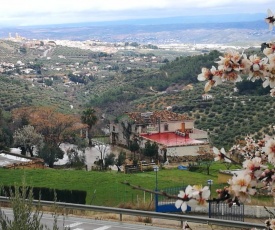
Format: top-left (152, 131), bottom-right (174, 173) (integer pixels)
top-left (6, 32), bottom-right (25, 41)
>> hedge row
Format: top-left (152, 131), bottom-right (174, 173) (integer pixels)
top-left (1, 186), bottom-right (86, 204)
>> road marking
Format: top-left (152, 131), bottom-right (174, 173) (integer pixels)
top-left (93, 226), bottom-right (112, 230)
top-left (65, 222), bottom-right (82, 228)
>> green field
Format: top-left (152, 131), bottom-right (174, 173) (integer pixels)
top-left (0, 161), bottom-right (272, 208)
top-left (0, 165), bottom-right (222, 207)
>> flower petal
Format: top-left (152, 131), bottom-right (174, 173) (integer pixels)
top-left (181, 202), bottom-right (188, 212)
top-left (213, 147), bottom-right (219, 155)
top-left (175, 199), bottom-right (183, 209)
top-left (202, 189), bottom-right (210, 200)
top-left (178, 190), bottom-right (185, 198)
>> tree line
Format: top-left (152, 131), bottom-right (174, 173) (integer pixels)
top-left (0, 106), bottom-right (98, 168)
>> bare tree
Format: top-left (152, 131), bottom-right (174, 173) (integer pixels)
top-left (93, 137), bottom-right (109, 170)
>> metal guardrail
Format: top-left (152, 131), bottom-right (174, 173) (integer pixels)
top-left (0, 196), bottom-right (266, 229)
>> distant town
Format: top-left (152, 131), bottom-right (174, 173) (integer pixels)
top-left (6, 31), bottom-right (259, 55)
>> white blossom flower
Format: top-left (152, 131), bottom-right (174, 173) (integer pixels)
top-left (229, 171), bottom-right (250, 193)
top-left (240, 54), bottom-right (252, 74)
top-left (198, 66), bottom-right (224, 92)
top-left (243, 157), bottom-right (264, 179)
top-left (265, 218), bottom-right (275, 230)
top-left (216, 50), bottom-right (242, 72)
top-left (265, 9), bottom-right (275, 30)
top-left (270, 88), bottom-right (275, 97)
top-left (263, 138), bottom-right (275, 164)
top-left (222, 70), bottom-right (242, 83)
top-left (263, 63), bottom-right (275, 88)
top-left (213, 147), bottom-right (231, 162)
top-left (211, 66), bottom-right (223, 85)
top-left (243, 157), bottom-right (262, 171)
top-left (247, 55), bottom-right (268, 82)
top-left (228, 171), bottom-right (257, 203)
top-left (198, 68), bottom-right (212, 82)
top-left (192, 185), bottom-right (210, 206)
top-left (175, 185), bottom-right (193, 212)
top-left (264, 43), bottom-right (275, 56)
top-left (198, 67), bottom-right (220, 92)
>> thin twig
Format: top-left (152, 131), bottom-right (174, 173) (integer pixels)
top-left (264, 206), bottom-right (275, 218)
top-left (223, 155), bottom-right (242, 166)
top-left (122, 181), bottom-right (189, 201)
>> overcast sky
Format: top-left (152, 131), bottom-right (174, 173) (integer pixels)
top-left (1, 0), bottom-right (274, 26)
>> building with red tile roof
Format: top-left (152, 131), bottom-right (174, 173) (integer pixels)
top-left (110, 110), bottom-right (209, 162)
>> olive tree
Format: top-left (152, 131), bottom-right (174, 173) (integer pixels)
top-left (13, 125), bottom-right (44, 157)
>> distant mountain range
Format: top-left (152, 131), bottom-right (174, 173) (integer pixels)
top-left (1, 13), bottom-right (266, 27)
top-left (0, 13), bottom-right (272, 45)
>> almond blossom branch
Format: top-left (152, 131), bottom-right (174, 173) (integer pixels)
top-left (121, 181), bottom-right (183, 200)
top-left (122, 181), bottom-right (211, 212)
top-left (223, 155), bottom-right (242, 166)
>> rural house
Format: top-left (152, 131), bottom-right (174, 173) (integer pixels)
top-left (110, 110), bottom-right (209, 162)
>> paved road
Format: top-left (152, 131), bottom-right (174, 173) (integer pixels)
top-left (1, 208), bottom-right (174, 230)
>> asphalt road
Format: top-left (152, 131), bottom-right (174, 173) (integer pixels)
top-left (1, 208), bottom-right (174, 230)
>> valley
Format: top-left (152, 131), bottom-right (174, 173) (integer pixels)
top-left (0, 32), bottom-right (273, 150)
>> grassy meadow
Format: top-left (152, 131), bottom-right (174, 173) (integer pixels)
top-left (0, 163), bottom-right (230, 207)
top-left (0, 162), bottom-right (272, 207)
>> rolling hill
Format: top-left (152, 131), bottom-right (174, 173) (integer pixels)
top-left (0, 39), bottom-right (273, 150)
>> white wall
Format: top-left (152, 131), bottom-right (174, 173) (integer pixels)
top-left (167, 145), bottom-right (202, 156)
top-left (189, 132), bottom-right (208, 140)
top-left (138, 120), bottom-right (195, 134)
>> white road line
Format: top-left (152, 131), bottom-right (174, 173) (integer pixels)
top-left (93, 226), bottom-right (112, 230)
top-left (65, 222), bottom-right (82, 228)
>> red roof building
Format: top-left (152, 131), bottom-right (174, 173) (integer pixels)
top-left (110, 110), bottom-right (209, 162)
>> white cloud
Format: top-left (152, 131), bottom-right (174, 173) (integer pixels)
top-left (0, 0), bottom-right (274, 26)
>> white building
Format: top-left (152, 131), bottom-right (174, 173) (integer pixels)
top-left (110, 110), bottom-right (209, 161)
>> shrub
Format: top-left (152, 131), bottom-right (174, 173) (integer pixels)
top-left (0, 180), bottom-right (69, 229)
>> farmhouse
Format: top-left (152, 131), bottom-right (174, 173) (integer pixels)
top-left (110, 110), bottom-right (209, 161)
top-left (202, 94), bottom-right (213, 100)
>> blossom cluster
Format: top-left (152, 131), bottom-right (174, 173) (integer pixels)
top-left (265, 219), bottom-right (275, 230)
top-left (175, 184), bottom-right (210, 212)
top-left (213, 136), bottom-right (275, 204)
top-left (197, 47), bottom-right (275, 96)
top-left (197, 10), bottom-right (275, 96)
top-left (175, 9), bottom-right (275, 229)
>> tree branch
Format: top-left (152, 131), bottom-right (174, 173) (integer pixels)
top-left (264, 206), bottom-right (275, 218)
top-left (223, 155), bottom-right (242, 166)
top-left (121, 181), bottom-right (189, 201)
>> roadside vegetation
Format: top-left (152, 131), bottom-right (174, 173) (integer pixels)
top-left (0, 179), bottom-right (69, 230)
